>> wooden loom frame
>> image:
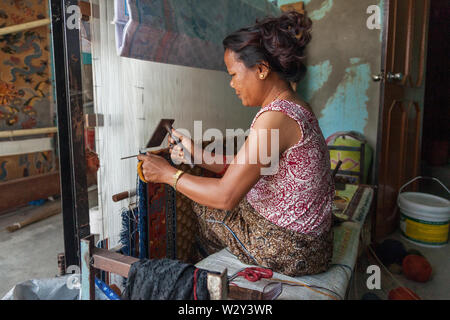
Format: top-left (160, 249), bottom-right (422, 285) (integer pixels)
top-left (80, 234), bottom-right (229, 300)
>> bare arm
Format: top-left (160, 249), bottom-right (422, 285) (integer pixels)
top-left (171, 111), bottom-right (300, 209)
top-left (140, 111), bottom-right (301, 210)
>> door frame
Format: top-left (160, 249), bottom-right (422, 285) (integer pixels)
top-left (372, 0), bottom-right (430, 240)
top-left (371, 0), bottom-right (390, 242)
top-left (373, 0), bottom-right (390, 189)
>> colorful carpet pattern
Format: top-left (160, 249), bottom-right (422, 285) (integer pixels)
top-left (0, 0), bottom-right (53, 130)
top-left (113, 0), bottom-right (280, 71)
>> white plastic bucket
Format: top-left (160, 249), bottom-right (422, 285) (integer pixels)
top-left (398, 176), bottom-right (450, 248)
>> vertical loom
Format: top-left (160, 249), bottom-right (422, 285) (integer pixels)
top-left (90, 0), bottom-right (259, 252)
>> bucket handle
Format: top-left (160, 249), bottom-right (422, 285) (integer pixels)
top-left (399, 176), bottom-right (450, 196)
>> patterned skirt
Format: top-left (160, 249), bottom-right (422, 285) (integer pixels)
top-left (192, 197), bottom-right (333, 277)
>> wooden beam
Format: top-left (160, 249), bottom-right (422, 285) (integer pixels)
top-left (112, 190), bottom-right (136, 202)
top-left (0, 18), bottom-right (50, 36)
top-left (5, 200), bottom-right (61, 232)
top-left (0, 172), bottom-right (60, 215)
top-left (0, 137), bottom-right (53, 157)
top-left (92, 247), bottom-right (139, 278)
top-left (0, 127), bottom-right (57, 138)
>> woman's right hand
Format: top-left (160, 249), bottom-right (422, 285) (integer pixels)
top-left (168, 128), bottom-right (194, 165)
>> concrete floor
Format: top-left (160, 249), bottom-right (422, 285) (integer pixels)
top-left (0, 209), bottom-right (64, 297)
top-left (0, 188), bottom-right (98, 298)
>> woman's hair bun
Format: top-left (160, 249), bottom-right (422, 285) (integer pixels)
top-left (223, 11), bottom-right (312, 83)
top-left (276, 11), bottom-right (312, 48)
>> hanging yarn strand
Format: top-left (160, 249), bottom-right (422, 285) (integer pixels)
top-left (193, 268), bottom-right (199, 300)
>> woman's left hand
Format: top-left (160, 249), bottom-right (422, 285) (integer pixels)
top-left (137, 153), bottom-right (176, 184)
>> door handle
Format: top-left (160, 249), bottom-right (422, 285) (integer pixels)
top-left (372, 73), bottom-right (384, 82)
top-left (386, 72), bottom-right (404, 82)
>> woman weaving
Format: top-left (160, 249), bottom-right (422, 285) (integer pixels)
top-left (137, 11), bottom-right (334, 277)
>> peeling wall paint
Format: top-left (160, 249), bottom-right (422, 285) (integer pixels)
top-left (278, 0), bottom-right (313, 5)
top-left (278, 0), bottom-right (383, 154)
top-left (298, 60), bottom-right (332, 101)
top-left (319, 59), bottom-right (371, 138)
top-left (309, 0), bottom-right (333, 21)
top-left (379, 0), bottom-right (384, 43)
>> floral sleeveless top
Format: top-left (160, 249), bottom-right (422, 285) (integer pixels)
top-left (246, 99), bottom-right (334, 236)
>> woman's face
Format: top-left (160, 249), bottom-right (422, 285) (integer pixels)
top-left (224, 49), bottom-right (264, 107)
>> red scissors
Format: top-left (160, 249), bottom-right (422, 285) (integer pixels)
top-left (232, 267), bottom-right (273, 282)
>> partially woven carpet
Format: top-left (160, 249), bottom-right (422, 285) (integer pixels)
top-left (113, 0), bottom-right (280, 70)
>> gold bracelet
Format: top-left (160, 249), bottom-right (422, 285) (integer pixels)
top-left (172, 169), bottom-right (184, 191)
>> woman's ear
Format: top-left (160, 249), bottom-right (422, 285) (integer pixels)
top-left (257, 62), bottom-right (270, 79)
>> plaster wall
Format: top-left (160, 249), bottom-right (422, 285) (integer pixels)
top-left (279, 0), bottom-right (384, 151)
